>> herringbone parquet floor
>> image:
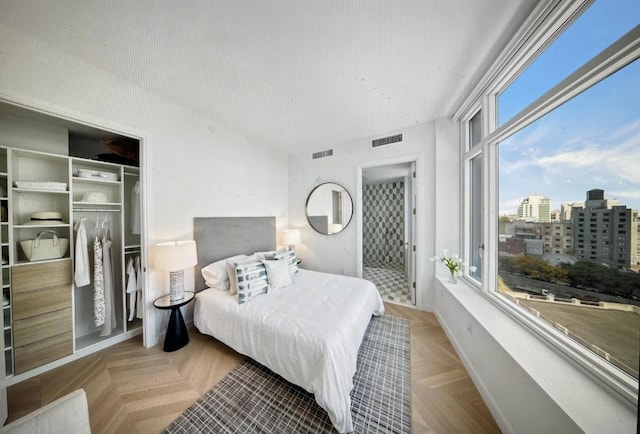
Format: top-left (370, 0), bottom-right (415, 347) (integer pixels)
top-left (6, 303), bottom-right (500, 433)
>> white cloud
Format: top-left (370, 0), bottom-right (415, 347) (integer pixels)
top-left (500, 119), bottom-right (640, 210)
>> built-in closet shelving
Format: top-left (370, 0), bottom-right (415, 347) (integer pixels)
top-left (0, 146), bottom-right (12, 376)
top-left (0, 104), bottom-right (144, 380)
top-left (70, 158), bottom-right (142, 350)
top-left (123, 168), bottom-right (142, 333)
top-left (11, 149), bottom-right (71, 264)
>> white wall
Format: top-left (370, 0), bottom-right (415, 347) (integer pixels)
top-left (288, 121), bottom-right (456, 310)
top-left (434, 277), bottom-right (637, 433)
top-left (0, 23), bottom-right (289, 347)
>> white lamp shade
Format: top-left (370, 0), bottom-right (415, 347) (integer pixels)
top-left (282, 229), bottom-right (300, 246)
top-left (154, 240), bottom-right (198, 271)
top-left (328, 223), bottom-right (343, 234)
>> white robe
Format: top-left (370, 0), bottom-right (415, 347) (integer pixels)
top-left (74, 219), bottom-right (90, 287)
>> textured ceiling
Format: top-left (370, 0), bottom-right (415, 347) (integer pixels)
top-left (0, 0), bottom-right (536, 154)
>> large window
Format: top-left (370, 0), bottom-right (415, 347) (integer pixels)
top-left (499, 59), bottom-right (640, 380)
top-left (498, 0), bottom-right (640, 125)
top-left (462, 0), bottom-right (640, 401)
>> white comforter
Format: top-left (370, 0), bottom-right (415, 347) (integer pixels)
top-left (194, 269), bottom-right (385, 433)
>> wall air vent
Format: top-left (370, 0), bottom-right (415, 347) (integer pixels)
top-left (372, 133), bottom-right (403, 148)
top-left (312, 149), bottom-right (334, 159)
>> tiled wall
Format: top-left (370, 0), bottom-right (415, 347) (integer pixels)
top-left (363, 181), bottom-right (405, 266)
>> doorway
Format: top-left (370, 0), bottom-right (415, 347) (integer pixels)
top-left (361, 162), bottom-right (416, 305)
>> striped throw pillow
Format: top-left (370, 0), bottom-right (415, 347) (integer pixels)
top-left (274, 249), bottom-right (299, 276)
top-left (234, 259), bottom-right (269, 304)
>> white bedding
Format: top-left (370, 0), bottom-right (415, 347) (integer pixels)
top-left (194, 268), bottom-right (385, 433)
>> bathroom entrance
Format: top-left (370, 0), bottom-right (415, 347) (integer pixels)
top-left (361, 161), bottom-right (416, 305)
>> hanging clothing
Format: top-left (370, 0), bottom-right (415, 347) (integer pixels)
top-left (126, 257), bottom-right (137, 321)
top-left (135, 255), bottom-right (143, 319)
top-left (100, 231), bottom-right (117, 336)
top-left (93, 236), bottom-right (105, 327)
top-left (74, 219), bottom-right (90, 287)
top-left (130, 180), bottom-right (141, 235)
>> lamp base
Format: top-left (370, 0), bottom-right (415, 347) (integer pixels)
top-left (169, 269), bottom-right (185, 302)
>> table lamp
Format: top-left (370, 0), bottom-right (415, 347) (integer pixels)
top-left (281, 229), bottom-right (301, 252)
top-left (154, 240), bottom-right (198, 301)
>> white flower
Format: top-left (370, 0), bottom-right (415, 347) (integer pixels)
top-left (432, 249), bottom-right (474, 276)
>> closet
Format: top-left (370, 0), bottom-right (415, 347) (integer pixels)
top-left (0, 103), bottom-right (144, 379)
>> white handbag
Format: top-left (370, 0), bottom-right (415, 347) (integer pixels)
top-left (20, 231), bottom-right (69, 262)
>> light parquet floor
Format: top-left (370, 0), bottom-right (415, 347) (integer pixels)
top-left (6, 303), bottom-right (500, 433)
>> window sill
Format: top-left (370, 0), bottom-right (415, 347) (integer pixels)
top-left (433, 274), bottom-right (637, 433)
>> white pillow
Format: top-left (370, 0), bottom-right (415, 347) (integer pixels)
top-left (261, 259), bottom-right (292, 289)
top-left (228, 254), bottom-right (259, 295)
top-left (202, 254), bottom-right (247, 289)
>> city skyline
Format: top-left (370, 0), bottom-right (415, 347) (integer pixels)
top-left (501, 186), bottom-right (636, 218)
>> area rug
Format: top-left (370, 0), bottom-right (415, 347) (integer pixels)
top-left (164, 314), bottom-right (411, 433)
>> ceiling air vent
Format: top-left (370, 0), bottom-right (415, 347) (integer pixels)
top-left (372, 133), bottom-right (403, 148)
top-left (312, 149), bottom-right (333, 160)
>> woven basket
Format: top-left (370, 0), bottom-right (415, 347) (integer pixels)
top-left (20, 231), bottom-right (69, 262)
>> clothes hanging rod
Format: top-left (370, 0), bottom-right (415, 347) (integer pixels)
top-left (73, 208), bottom-right (121, 213)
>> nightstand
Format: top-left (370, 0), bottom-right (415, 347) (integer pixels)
top-left (153, 291), bottom-right (195, 352)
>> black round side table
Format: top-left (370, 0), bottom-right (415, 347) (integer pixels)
top-left (153, 291), bottom-right (195, 352)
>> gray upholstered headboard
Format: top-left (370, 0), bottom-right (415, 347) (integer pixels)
top-left (193, 217), bottom-right (277, 291)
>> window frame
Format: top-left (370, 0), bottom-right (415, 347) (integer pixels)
top-left (458, 2), bottom-right (640, 406)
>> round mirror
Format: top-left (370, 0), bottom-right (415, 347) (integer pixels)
top-left (306, 182), bottom-right (353, 235)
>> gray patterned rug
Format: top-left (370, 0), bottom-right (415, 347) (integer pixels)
top-left (164, 314), bottom-right (411, 433)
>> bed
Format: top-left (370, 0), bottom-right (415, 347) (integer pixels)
top-left (192, 217), bottom-right (385, 433)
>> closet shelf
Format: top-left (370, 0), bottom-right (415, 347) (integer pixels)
top-left (13, 257), bottom-right (70, 267)
top-left (72, 176), bottom-right (121, 185)
top-left (12, 188), bottom-right (69, 194)
top-left (13, 223), bottom-right (70, 229)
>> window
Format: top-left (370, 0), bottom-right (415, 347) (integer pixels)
top-left (461, 0), bottom-right (640, 404)
top-left (498, 0), bottom-right (639, 125)
top-left (464, 110), bottom-right (483, 282)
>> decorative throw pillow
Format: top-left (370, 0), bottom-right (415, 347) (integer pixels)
top-left (227, 254), bottom-right (258, 295)
top-left (261, 259), bottom-right (292, 289)
top-left (274, 249), bottom-right (299, 277)
top-left (234, 259), bottom-right (269, 304)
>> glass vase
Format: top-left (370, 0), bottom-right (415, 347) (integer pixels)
top-left (448, 270), bottom-right (458, 284)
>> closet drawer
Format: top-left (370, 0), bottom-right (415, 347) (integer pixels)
top-left (14, 307), bottom-right (72, 347)
top-left (14, 331), bottom-right (73, 375)
top-left (11, 259), bottom-right (72, 293)
top-left (12, 284), bottom-right (72, 320)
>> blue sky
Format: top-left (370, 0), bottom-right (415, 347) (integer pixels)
top-left (498, 0), bottom-right (640, 215)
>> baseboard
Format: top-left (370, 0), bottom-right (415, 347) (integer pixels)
top-left (434, 308), bottom-right (513, 434)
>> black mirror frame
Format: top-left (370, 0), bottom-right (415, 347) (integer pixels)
top-left (305, 182), bottom-right (354, 235)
